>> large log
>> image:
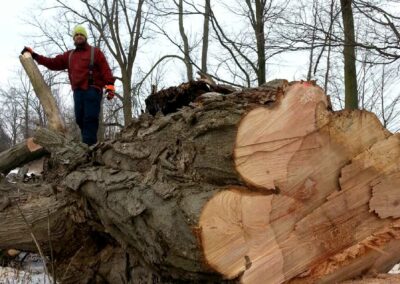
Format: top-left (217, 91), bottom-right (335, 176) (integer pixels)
top-left (0, 179), bottom-right (82, 255)
top-left (2, 80), bottom-right (400, 283)
top-left (0, 53), bottom-right (68, 174)
top-left (59, 81), bottom-right (400, 282)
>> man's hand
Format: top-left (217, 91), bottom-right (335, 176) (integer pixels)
top-left (105, 85), bottom-right (116, 100)
top-left (21, 47), bottom-right (38, 59)
top-left (21, 47), bottom-right (33, 55)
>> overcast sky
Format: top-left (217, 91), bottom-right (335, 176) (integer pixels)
top-left (0, 0), bottom-right (40, 84)
top-left (0, 0), bottom-right (309, 87)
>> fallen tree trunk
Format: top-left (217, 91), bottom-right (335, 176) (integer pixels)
top-left (1, 80), bottom-right (400, 283)
top-left (0, 138), bottom-right (46, 174)
top-left (0, 180), bottom-right (77, 254)
top-left (0, 53), bottom-right (68, 174)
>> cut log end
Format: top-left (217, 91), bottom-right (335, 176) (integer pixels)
top-left (199, 188), bottom-right (285, 284)
top-left (234, 82), bottom-right (329, 192)
top-left (200, 82), bottom-right (400, 283)
top-left (370, 172), bottom-right (400, 219)
top-left (20, 52), bottom-right (32, 59)
top-left (26, 137), bottom-right (43, 152)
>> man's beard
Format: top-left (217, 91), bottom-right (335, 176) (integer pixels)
top-left (74, 39), bottom-right (87, 49)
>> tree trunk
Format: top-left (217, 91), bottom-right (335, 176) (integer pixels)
top-left (19, 53), bottom-right (66, 133)
top-left (307, 0), bottom-right (318, 81)
top-left (340, 0), bottom-right (358, 110)
top-left (2, 80), bottom-right (400, 283)
top-left (0, 138), bottom-right (46, 174)
top-left (0, 180), bottom-right (78, 254)
top-left (122, 72), bottom-right (133, 126)
top-left (178, 0), bottom-right (194, 81)
top-left (255, 0), bottom-right (266, 85)
top-left (201, 0), bottom-right (211, 74)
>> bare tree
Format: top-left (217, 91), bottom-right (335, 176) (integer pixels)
top-left (0, 88), bottom-right (22, 145)
top-left (209, 0), bottom-right (289, 87)
top-left (352, 0), bottom-right (400, 61)
top-left (357, 46), bottom-right (400, 131)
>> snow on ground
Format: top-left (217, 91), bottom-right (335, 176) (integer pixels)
top-left (0, 267), bottom-right (52, 284)
top-left (0, 253), bottom-right (53, 284)
top-left (390, 263), bottom-right (400, 274)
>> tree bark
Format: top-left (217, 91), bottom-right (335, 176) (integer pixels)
top-left (0, 180), bottom-right (78, 254)
top-left (69, 81), bottom-right (400, 282)
top-left (2, 80), bottom-right (400, 283)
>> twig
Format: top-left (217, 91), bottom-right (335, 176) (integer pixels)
top-left (61, 245), bottom-right (84, 282)
top-left (48, 209), bottom-right (56, 283)
top-left (15, 201), bottom-right (51, 283)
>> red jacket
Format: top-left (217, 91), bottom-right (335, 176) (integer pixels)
top-left (35, 43), bottom-right (115, 91)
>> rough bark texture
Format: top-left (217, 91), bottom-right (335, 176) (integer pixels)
top-left (0, 179), bottom-right (79, 254)
top-left (1, 79), bottom-right (400, 283)
top-left (53, 80), bottom-right (286, 282)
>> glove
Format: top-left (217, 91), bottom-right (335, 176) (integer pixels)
top-left (105, 85), bottom-right (116, 100)
top-left (21, 47), bottom-right (38, 59)
top-left (21, 46), bottom-right (33, 55)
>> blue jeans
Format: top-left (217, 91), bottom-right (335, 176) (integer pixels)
top-left (73, 87), bottom-right (102, 146)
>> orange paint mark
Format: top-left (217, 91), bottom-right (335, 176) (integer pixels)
top-left (26, 138), bottom-right (42, 152)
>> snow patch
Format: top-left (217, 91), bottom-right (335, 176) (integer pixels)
top-left (0, 267), bottom-right (52, 284)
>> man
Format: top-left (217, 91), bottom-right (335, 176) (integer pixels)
top-left (22, 25), bottom-right (116, 146)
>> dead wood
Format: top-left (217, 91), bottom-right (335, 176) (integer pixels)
top-left (145, 80), bottom-right (211, 115)
top-left (196, 71), bottom-right (237, 94)
top-left (0, 179), bottom-right (81, 255)
top-left (0, 138), bottom-right (46, 174)
top-left (0, 54), bottom-right (69, 174)
top-left (2, 79), bottom-right (400, 283)
top-left (19, 53), bottom-right (66, 133)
